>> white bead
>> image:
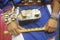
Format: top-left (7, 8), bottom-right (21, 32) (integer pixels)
top-left (12, 18), bottom-right (15, 21)
top-left (8, 18), bottom-right (11, 21)
top-left (8, 13), bottom-right (12, 16)
top-left (4, 19), bottom-right (8, 22)
top-left (5, 15), bottom-right (9, 17)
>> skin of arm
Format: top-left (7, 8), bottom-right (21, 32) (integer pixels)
top-left (45, 0), bottom-right (59, 32)
top-left (3, 6), bottom-right (24, 36)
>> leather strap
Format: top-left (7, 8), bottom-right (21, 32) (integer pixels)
top-left (17, 0), bottom-right (42, 6)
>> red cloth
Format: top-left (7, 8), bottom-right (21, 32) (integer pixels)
top-left (0, 14), bottom-right (12, 40)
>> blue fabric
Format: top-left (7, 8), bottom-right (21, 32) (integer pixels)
top-left (18, 5), bottom-right (58, 40)
top-left (44, 0), bottom-right (52, 2)
top-left (0, 0), bottom-right (9, 8)
top-left (13, 0), bottom-right (21, 4)
top-left (0, 0), bottom-right (12, 9)
top-left (0, 0), bottom-right (52, 9)
top-left (0, 0), bottom-right (21, 8)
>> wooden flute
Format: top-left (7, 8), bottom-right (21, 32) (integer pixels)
top-left (4, 27), bottom-right (46, 34)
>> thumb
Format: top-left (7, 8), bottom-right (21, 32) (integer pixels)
top-left (18, 26), bottom-right (25, 30)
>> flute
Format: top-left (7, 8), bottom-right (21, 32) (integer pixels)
top-left (4, 27), bottom-right (46, 34)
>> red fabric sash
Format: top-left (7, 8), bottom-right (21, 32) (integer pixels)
top-left (0, 14), bottom-right (12, 40)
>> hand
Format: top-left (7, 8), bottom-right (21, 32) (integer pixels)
top-left (7, 21), bottom-right (25, 35)
top-left (45, 18), bottom-right (58, 32)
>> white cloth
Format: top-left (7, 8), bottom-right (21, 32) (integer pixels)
top-left (12, 33), bottom-right (24, 40)
top-left (47, 5), bottom-right (52, 14)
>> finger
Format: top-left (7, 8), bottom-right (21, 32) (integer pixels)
top-left (12, 29), bottom-right (18, 35)
top-left (15, 29), bottom-right (20, 35)
top-left (8, 30), bottom-right (15, 35)
top-left (9, 29), bottom-right (20, 35)
top-left (51, 26), bottom-right (57, 29)
top-left (10, 31), bottom-right (15, 35)
top-left (44, 23), bottom-right (49, 31)
top-left (48, 28), bottom-right (52, 32)
top-left (7, 29), bottom-right (14, 35)
top-left (50, 28), bottom-right (56, 32)
top-left (48, 27), bottom-right (56, 32)
top-left (18, 26), bottom-right (25, 30)
top-left (45, 26), bottom-right (50, 31)
top-left (46, 26), bottom-right (52, 32)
